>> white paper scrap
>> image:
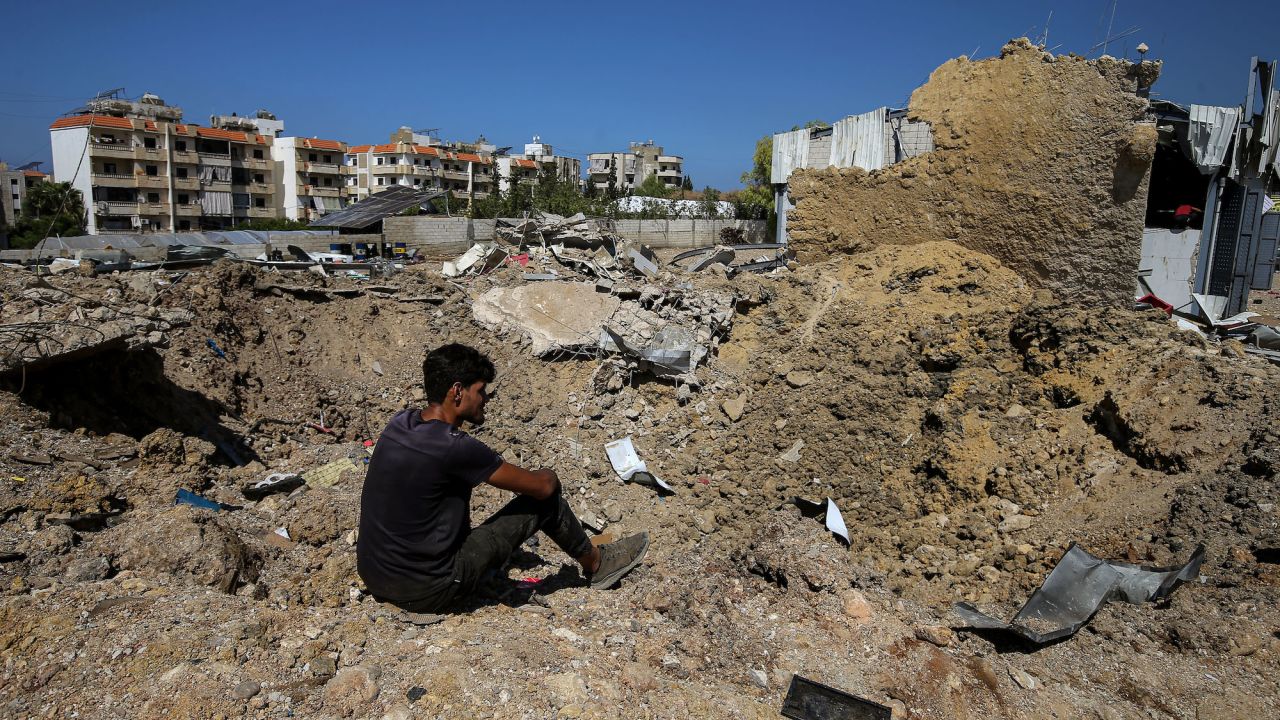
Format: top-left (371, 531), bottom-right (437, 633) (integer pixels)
top-left (825, 498), bottom-right (849, 544)
top-left (605, 437), bottom-right (646, 481)
top-left (605, 437), bottom-right (675, 493)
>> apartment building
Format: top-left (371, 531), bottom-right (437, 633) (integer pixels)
top-left (49, 93), bottom-right (280, 233)
top-left (345, 128), bottom-right (495, 202)
top-left (587, 141), bottom-right (683, 192)
top-left (1, 162), bottom-right (47, 227)
top-left (495, 136), bottom-right (582, 193)
top-left (272, 137), bottom-right (348, 221)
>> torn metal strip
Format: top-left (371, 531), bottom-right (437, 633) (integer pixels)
top-left (953, 543), bottom-right (1205, 645)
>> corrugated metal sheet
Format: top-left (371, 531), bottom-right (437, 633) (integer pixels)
top-left (1187, 104), bottom-right (1239, 173)
top-left (828, 107), bottom-right (887, 172)
top-left (771, 128), bottom-right (810, 184)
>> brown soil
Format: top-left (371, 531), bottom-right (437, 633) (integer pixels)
top-left (1, 238), bottom-right (1277, 718)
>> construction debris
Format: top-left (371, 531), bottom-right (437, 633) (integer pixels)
top-left (954, 543), bottom-right (1206, 645)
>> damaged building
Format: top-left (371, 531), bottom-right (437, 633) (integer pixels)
top-left (773, 39), bottom-right (1279, 313)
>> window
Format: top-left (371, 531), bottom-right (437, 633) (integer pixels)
top-left (253, 173), bottom-right (264, 184)
top-left (146, 165), bottom-right (158, 176)
top-left (103, 163), bottom-right (117, 175)
top-left (309, 153), bottom-right (317, 161)
top-left (376, 177), bottom-right (386, 186)
top-left (147, 192), bottom-right (160, 203)
top-left (178, 220), bottom-right (191, 231)
top-left (323, 178), bottom-right (332, 187)
top-left (177, 193), bottom-right (189, 204)
top-left (144, 137), bottom-right (156, 149)
top-left (323, 155), bottom-right (332, 163)
top-left (175, 167), bottom-right (188, 179)
top-left (254, 197), bottom-right (265, 208)
top-left (376, 157), bottom-right (385, 165)
top-left (176, 140), bottom-right (187, 152)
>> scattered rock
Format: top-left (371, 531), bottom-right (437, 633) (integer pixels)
top-left (721, 395), bottom-right (747, 422)
top-left (111, 506), bottom-right (260, 593)
top-left (915, 625), bottom-right (953, 647)
top-left (63, 555), bottom-right (110, 582)
top-left (840, 590), bottom-right (874, 623)
top-left (747, 668), bottom-right (769, 689)
top-left (785, 371), bottom-right (814, 388)
top-left (546, 672), bottom-right (588, 705)
top-left (231, 681), bottom-right (261, 700)
top-left (1009, 667), bottom-right (1040, 690)
top-left (322, 665), bottom-right (382, 717)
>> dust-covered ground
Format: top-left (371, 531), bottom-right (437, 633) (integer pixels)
top-left (1, 244), bottom-right (1278, 719)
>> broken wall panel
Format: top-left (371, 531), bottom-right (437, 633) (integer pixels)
top-left (786, 39), bottom-right (1161, 307)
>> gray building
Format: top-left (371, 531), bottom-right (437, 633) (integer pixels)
top-left (587, 141), bottom-right (683, 192)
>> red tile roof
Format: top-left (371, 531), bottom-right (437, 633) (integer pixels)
top-left (347, 144), bottom-right (372, 154)
top-left (514, 159), bottom-right (538, 169)
top-left (193, 127), bottom-right (269, 144)
top-left (50, 115), bottom-right (134, 131)
top-left (370, 143), bottom-right (440, 156)
top-left (455, 152), bottom-right (491, 165)
top-left (23, 170), bottom-right (47, 177)
top-left (300, 138), bottom-right (344, 151)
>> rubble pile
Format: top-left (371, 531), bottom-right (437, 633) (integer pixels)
top-left (1, 228), bottom-right (1277, 718)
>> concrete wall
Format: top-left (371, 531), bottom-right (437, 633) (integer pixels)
top-left (384, 216), bottom-right (768, 255)
top-left (50, 127), bottom-right (94, 233)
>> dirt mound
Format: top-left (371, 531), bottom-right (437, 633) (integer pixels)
top-left (787, 39), bottom-right (1161, 306)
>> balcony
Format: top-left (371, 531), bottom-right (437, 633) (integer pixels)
top-left (171, 150), bottom-right (199, 164)
top-left (198, 151), bottom-right (231, 164)
top-left (176, 204), bottom-right (201, 216)
top-left (248, 182), bottom-right (274, 194)
top-left (91, 143), bottom-right (137, 158)
top-left (236, 156), bottom-right (270, 170)
top-left (300, 184), bottom-right (340, 198)
top-left (174, 177), bottom-right (199, 190)
top-left (138, 175), bottom-right (169, 189)
top-left (139, 202), bottom-right (168, 216)
top-left (248, 207), bottom-right (275, 218)
top-left (303, 161), bottom-right (340, 174)
top-left (370, 164), bottom-right (404, 175)
top-left (656, 169), bottom-right (682, 178)
top-left (98, 201), bottom-right (138, 216)
top-left (441, 169), bottom-right (470, 182)
top-left (91, 172), bottom-right (137, 187)
top-left (135, 147), bottom-right (167, 161)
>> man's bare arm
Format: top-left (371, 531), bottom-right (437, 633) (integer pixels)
top-left (486, 462), bottom-right (558, 500)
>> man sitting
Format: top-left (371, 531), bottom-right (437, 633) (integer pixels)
top-left (357, 343), bottom-right (649, 612)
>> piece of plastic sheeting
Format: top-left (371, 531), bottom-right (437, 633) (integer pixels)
top-left (953, 543), bottom-right (1205, 645)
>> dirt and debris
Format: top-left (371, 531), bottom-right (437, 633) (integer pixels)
top-left (2, 230), bottom-right (1277, 718)
top-left (2, 46), bottom-right (1279, 720)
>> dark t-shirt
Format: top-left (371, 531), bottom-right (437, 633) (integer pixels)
top-left (356, 410), bottom-right (503, 602)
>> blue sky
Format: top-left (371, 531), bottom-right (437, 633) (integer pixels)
top-left (1, 0), bottom-right (1276, 189)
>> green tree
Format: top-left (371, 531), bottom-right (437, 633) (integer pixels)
top-left (700, 186), bottom-right (722, 218)
top-left (633, 173), bottom-right (672, 199)
top-left (7, 181), bottom-right (87, 248)
top-left (681, 175), bottom-right (693, 191)
top-left (235, 217), bottom-right (313, 231)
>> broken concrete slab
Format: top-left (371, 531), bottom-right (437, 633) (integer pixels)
top-left (472, 282), bottom-right (621, 356)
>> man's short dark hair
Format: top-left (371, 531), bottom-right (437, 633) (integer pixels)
top-left (423, 344), bottom-right (496, 403)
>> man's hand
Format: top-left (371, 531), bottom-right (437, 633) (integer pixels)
top-left (486, 462), bottom-right (559, 500)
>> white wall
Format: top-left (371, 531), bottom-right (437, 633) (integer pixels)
top-left (272, 137), bottom-right (301, 220)
top-left (50, 127), bottom-right (95, 233)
